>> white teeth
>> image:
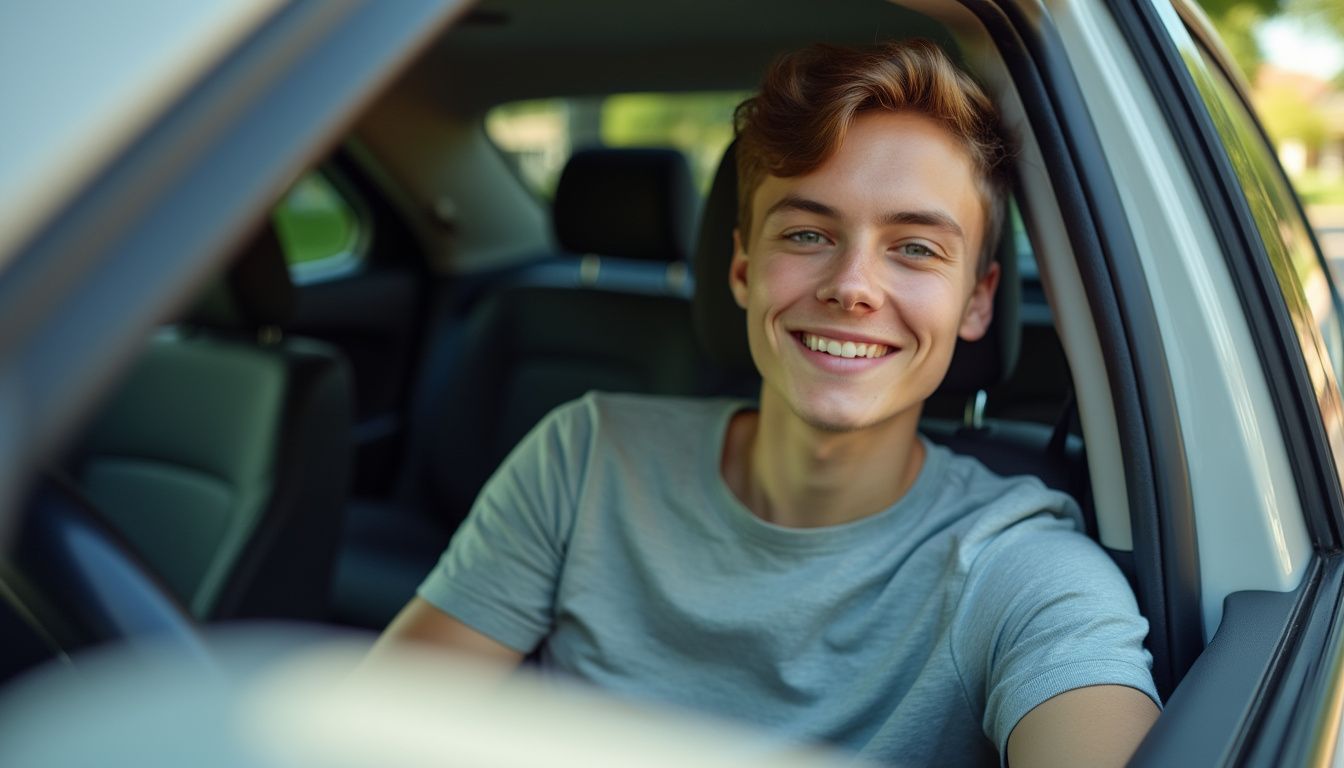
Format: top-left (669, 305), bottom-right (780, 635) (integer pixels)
top-left (802, 333), bottom-right (890, 359)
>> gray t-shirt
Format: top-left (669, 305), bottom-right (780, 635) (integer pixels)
top-left (419, 392), bottom-right (1158, 765)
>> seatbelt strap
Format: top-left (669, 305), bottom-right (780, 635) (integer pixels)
top-left (1047, 388), bottom-right (1077, 458)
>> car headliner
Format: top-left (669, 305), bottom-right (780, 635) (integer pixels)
top-left (414, 0), bottom-right (956, 111)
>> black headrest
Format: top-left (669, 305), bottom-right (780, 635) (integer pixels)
top-left (188, 222), bottom-right (296, 331)
top-left (553, 148), bottom-right (697, 263)
top-left (691, 142), bottom-right (1020, 395)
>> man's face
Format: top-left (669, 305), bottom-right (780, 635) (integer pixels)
top-left (730, 110), bottom-right (1000, 433)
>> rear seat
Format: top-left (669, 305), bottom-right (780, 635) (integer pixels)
top-left (332, 148), bottom-right (710, 629)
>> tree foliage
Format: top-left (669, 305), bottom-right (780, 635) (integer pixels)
top-left (1198, 0), bottom-right (1282, 15)
top-left (1196, 0), bottom-right (1343, 81)
top-left (1197, 1), bottom-right (1284, 78)
top-left (1212, 4), bottom-right (1271, 79)
top-left (601, 92), bottom-right (746, 193)
top-left (1286, 0), bottom-right (1344, 39)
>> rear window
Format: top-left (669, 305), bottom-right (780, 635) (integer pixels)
top-left (487, 91), bottom-right (1043, 286)
top-left (272, 170), bottom-right (367, 283)
top-left (486, 91), bottom-right (749, 201)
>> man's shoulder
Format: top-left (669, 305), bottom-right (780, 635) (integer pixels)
top-left (563, 391), bottom-right (748, 433)
top-left (578, 390), bottom-right (746, 412)
top-left (535, 392), bottom-right (749, 465)
top-left (922, 440), bottom-right (1086, 552)
top-left (928, 440), bottom-right (1066, 503)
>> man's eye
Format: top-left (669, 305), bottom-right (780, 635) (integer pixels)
top-left (898, 243), bottom-right (935, 259)
top-left (786, 230), bottom-right (825, 245)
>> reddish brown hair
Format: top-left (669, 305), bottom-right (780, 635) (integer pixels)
top-left (734, 39), bottom-right (1013, 274)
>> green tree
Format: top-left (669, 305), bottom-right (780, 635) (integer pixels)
top-left (1198, 0), bottom-right (1344, 78)
top-left (1197, 0), bottom-right (1284, 80)
top-left (1286, 0), bottom-right (1344, 39)
top-left (1198, 0), bottom-right (1280, 14)
top-left (601, 92), bottom-right (748, 193)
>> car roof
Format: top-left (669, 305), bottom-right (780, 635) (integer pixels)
top-left (412, 0), bottom-right (956, 111)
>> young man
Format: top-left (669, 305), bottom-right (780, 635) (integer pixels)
top-left (372, 40), bottom-right (1160, 766)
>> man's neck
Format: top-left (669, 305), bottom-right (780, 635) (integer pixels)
top-left (721, 388), bottom-right (926, 528)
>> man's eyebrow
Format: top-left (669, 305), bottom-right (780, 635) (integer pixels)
top-left (882, 210), bottom-right (965, 241)
top-left (762, 195), bottom-right (838, 220)
top-left (763, 197), bottom-right (966, 242)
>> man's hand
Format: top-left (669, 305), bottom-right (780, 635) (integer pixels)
top-left (1006, 685), bottom-right (1158, 768)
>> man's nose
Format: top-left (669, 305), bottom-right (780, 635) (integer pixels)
top-left (816, 245), bottom-right (884, 312)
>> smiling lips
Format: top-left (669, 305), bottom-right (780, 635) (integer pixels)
top-left (799, 332), bottom-right (893, 359)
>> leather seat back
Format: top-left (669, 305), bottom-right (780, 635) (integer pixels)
top-left (72, 225), bottom-right (353, 621)
top-left (410, 148), bottom-right (708, 530)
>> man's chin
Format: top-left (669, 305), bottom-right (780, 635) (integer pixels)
top-left (762, 382), bottom-right (923, 435)
top-left (801, 418), bottom-right (867, 434)
top-left (791, 402), bottom-right (890, 434)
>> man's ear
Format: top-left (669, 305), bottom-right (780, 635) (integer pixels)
top-left (729, 228), bottom-right (750, 310)
top-left (958, 261), bottom-right (1000, 341)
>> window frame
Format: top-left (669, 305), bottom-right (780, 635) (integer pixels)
top-left (1166, 0), bottom-right (1344, 547)
top-left (919, 0), bottom-right (1201, 695)
top-left (1095, 0), bottom-right (1344, 762)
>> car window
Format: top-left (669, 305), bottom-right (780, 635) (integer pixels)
top-left (485, 91), bottom-right (748, 200)
top-left (1012, 203), bottom-right (1038, 282)
top-left (272, 170), bottom-right (367, 283)
top-left (487, 91), bottom-right (1044, 283)
top-left (1181, 34), bottom-right (1344, 471)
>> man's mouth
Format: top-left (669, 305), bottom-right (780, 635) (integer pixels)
top-left (798, 332), bottom-right (892, 359)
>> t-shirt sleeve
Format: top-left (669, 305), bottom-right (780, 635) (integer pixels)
top-left (953, 510), bottom-right (1161, 758)
top-left (415, 396), bottom-right (594, 653)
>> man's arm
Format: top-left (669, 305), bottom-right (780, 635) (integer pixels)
top-left (1006, 684), bottom-right (1158, 768)
top-left (365, 596), bottom-right (525, 669)
top-left (364, 402), bottom-right (594, 671)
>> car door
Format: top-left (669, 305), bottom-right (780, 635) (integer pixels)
top-left (1091, 0), bottom-right (1344, 764)
top-left (914, 0), bottom-right (1342, 761)
top-left (0, 0), bottom-right (470, 673)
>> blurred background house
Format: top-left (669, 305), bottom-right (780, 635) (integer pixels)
top-left (1256, 66), bottom-right (1344, 181)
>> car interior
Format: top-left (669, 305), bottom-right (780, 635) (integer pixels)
top-left (1, 0), bottom-right (1216, 747)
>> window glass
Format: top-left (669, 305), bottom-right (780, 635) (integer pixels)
top-left (486, 91), bottom-right (749, 201)
top-left (272, 171), bottom-right (365, 281)
top-left (489, 93), bottom-right (1045, 285)
top-left (1011, 202), bottom-right (1038, 282)
top-left (1182, 35), bottom-right (1344, 467)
